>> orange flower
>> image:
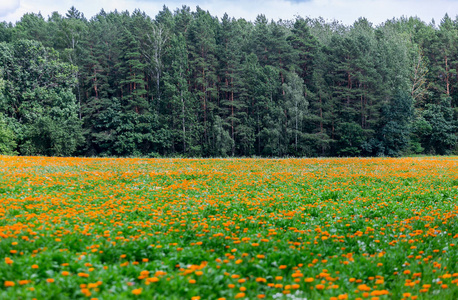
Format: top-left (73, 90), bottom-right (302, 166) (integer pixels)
top-left (146, 277), bottom-right (159, 284)
top-left (403, 293), bottom-right (411, 298)
top-left (316, 284), bottom-right (325, 290)
top-left (132, 288), bottom-right (142, 295)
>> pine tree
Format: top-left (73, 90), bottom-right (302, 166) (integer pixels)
top-left (187, 7), bottom-right (219, 155)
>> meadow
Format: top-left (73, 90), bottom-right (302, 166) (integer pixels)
top-left (0, 156), bottom-right (457, 300)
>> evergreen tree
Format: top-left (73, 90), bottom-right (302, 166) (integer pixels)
top-left (187, 7), bottom-right (219, 155)
top-left (380, 90), bottom-right (414, 156)
top-left (1, 8), bottom-right (458, 157)
top-left (163, 33), bottom-right (200, 155)
top-left (419, 97), bottom-right (457, 154)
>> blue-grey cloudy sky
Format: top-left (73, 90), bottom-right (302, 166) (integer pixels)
top-left (0, 0), bottom-right (456, 25)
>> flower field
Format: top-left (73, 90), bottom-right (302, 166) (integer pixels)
top-left (1, 156), bottom-right (458, 300)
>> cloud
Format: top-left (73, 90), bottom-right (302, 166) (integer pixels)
top-left (1, 0), bottom-right (458, 26)
top-left (0, 0), bottom-right (20, 17)
top-left (286, 0), bottom-right (313, 3)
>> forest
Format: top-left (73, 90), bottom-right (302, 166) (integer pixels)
top-left (0, 6), bottom-right (457, 157)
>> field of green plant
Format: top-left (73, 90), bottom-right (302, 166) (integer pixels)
top-left (0, 156), bottom-right (457, 299)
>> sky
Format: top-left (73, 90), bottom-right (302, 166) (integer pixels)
top-left (1, 0), bottom-right (457, 26)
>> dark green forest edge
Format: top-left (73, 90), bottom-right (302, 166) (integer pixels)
top-left (0, 6), bottom-right (457, 157)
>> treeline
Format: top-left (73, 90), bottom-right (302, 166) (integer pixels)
top-left (0, 6), bottom-right (457, 157)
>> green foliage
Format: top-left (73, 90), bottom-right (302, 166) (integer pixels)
top-left (211, 115), bottom-right (234, 157)
top-left (336, 122), bottom-right (365, 156)
top-left (418, 97), bottom-right (457, 154)
top-left (0, 40), bottom-right (82, 156)
top-left (283, 71), bottom-right (309, 154)
top-left (0, 116), bottom-right (17, 155)
top-left (380, 90), bottom-right (414, 156)
top-left (1, 8), bottom-right (458, 157)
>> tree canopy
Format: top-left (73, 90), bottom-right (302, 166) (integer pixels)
top-left (1, 7), bottom-right (457, 157)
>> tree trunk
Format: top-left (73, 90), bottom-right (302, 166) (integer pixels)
top-left (181, 89), bottom-right (186, 153)
top-left (445, 56), bottom-right (450, 96)
top-left (231, 76), bottom-right (235, 156)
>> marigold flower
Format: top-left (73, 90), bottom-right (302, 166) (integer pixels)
top-left (146, 277), bottom-right (159, 283)
top-left (316, 284), bottom-right (325, 290)
top-left (132, 288), bottom-right (142, 295)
